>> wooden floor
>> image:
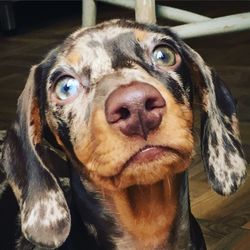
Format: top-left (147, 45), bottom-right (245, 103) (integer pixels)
top-left (0, 2), bottom-right (249, 249)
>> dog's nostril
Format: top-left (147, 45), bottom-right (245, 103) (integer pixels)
top-left (119, 107), bottom-right (130, 120)
top-left (145, 98), bottom-right (157, 111)
top-left (145, 97), bottom-right (165, 111)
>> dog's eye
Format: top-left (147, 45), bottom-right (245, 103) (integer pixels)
top-left (55, 77), bottom-right (80, 100)
top-left (152, 46), bottom-right (176, 66)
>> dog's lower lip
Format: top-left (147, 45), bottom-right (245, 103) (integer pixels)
top-left (131, 146), bottom-right (165, 164)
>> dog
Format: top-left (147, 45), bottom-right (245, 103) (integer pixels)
top-left (0, 19), bottom-right (247, 250)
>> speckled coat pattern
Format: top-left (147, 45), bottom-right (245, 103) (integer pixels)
top-left (0, 20), bottom-right (247, 250)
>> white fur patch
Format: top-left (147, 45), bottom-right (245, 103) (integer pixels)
top-left (207, 115), bottom-right (246, 194)
top-left (22, 190), bottom-right (68, 228)
top-left (21, 189), bottom-right (70, 248)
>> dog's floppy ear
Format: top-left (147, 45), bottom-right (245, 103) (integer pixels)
top-left (1, 65), bottom-right (71, 248)
top-left (182, 44), bottom-right (247, 195)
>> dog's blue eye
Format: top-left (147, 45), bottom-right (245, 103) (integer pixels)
top-left (55, 77), bottom-right (80, 100)
top-left (152, 46), bottom-right (176, 66)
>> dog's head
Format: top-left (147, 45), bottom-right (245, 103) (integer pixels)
top-left (1, 20), bottom-right (247, 248)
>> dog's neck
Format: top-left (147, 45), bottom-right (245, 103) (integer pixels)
top-left (104, 174), bottom-right (191, 250)
top-left (72, 170), bottom-right (193, 249)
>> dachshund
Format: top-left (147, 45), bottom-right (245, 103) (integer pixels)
top-left (0, 19), bottom-right (247, 250)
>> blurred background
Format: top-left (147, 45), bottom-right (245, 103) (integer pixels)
top-left (0, 1), bottom-right (249, 249)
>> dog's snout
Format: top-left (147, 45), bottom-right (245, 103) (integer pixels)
top-left (105, 81), bottom-right (166, 140)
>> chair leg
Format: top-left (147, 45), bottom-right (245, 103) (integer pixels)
top-left (82, 0), bottom-right (97, 27)
top-left (135, 0), bottom-right (156, 24)
top-left (0, 2), bottom-right (16, 32)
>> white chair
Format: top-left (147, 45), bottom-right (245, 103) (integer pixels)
top-left (82, 0), bottom-right (250, 39)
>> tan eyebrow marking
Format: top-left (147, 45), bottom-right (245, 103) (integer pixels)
top-left (134, 29), bottom-right (148, 42)
top-left (66, 50), bottom-right (81, 65)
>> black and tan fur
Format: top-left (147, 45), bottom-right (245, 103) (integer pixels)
top-left (0, 19), bottom-right (247, 250)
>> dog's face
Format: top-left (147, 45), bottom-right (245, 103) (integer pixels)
top-left (45, 20), bottom-right (194, 190)
top-left (2, 20), bottom-right (247, 248)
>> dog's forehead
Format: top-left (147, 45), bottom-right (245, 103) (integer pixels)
top-left (64, 21), bottom-right (172, 50)
top-left (57, 22), bottom-right (175, 69)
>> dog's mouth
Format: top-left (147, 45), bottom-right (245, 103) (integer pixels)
top-left (86, 144), bottom-right (191, 190)
top-left (106, 145), bottom-right (187, 188)
top-left (126, 145), bottom-right (180, 165)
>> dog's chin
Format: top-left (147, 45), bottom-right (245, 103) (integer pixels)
top-left (88, 146), bottom-right (191, 191)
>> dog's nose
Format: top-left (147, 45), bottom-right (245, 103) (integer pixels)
top-left (105, 81), bottom-right (166, 140)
